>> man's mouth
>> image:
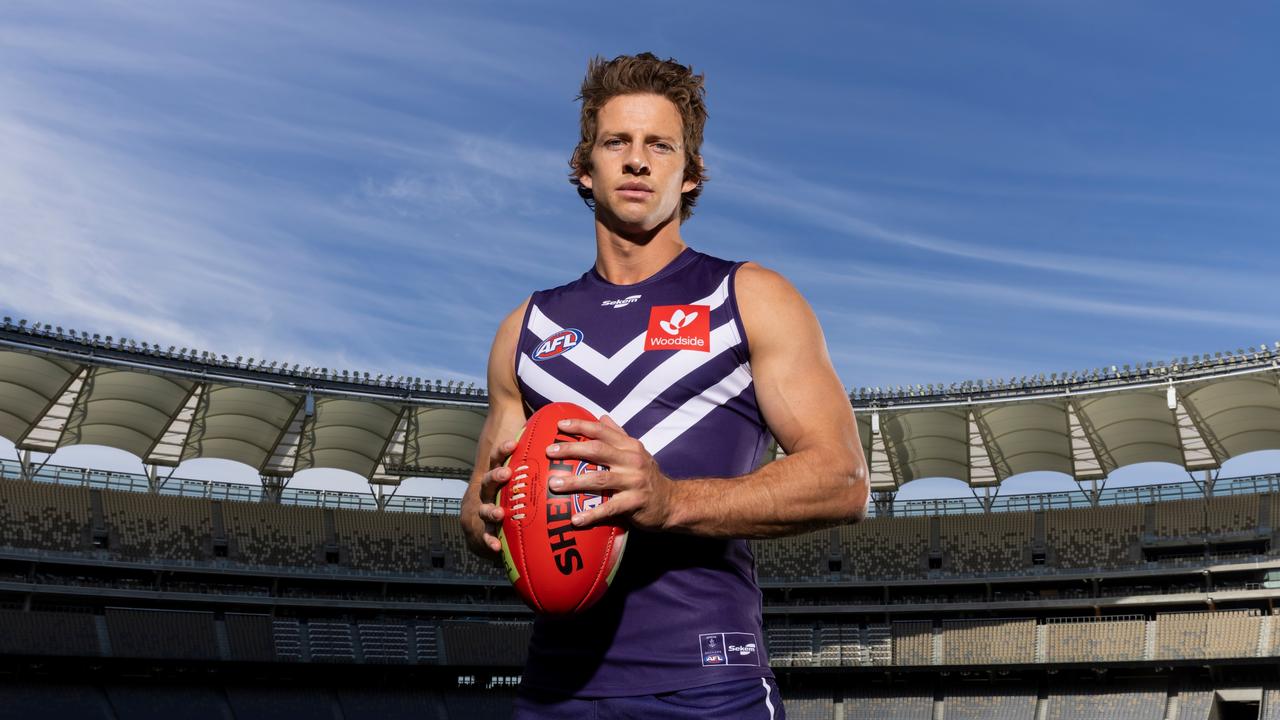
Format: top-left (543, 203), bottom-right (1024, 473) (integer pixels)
top-left (617, 183), bottom-right (653, 200)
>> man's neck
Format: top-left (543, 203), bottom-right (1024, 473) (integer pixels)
top-left (593, 214), bottom-right (688, 286)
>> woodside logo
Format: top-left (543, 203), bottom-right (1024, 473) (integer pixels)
top-left (645, 305), bottom-right (710, 352)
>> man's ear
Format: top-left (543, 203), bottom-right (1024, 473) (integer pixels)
top-left (681, 154), bottom-right (704, 194)
top-left (577, 166), bottom-right (593, 191)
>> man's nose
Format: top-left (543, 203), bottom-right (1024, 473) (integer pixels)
top-left (623, 149), bottom-right (650, 175)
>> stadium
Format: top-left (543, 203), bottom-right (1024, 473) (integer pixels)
top-left (3, 317), bottom-right (1280, 719)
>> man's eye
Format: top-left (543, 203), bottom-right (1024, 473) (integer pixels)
top-left (653, 143), bottom-right (674, 152)
top-left (604, 138), bottom-right (625, 148)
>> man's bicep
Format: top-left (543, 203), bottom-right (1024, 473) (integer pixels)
top-left (737, 266), bottom-right (857, 458)
top-left (469, 300), bottom-right (530, 482)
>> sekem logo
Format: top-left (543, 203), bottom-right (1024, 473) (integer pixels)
top-left (645, 305), bottom-right (710, 352)
top-left (601, 294), bottom-right (643, 309)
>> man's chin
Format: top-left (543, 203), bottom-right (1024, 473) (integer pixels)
top-left (600, 209), bottom-right (675, 236)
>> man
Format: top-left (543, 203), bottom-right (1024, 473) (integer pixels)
top-left (461, 53), bottom-right (868, 718)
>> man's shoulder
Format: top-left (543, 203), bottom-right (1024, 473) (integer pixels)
top-left (733, 261), bottom-right (797, 298)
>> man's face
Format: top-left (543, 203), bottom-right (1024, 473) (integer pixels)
top-left (578, 93), bottom-right (698, 232)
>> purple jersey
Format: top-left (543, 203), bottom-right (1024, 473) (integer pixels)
top-left (514, 248), bottom-right (774, 697)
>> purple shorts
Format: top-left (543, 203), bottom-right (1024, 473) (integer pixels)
top-left (513, 677), bottom-right (785, 719)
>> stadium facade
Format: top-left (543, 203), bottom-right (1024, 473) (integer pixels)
top-left (2, 318), bottom-right (1280, 719)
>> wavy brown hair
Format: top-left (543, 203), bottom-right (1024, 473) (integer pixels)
top-left (569, 53), bottom-right (708, 223)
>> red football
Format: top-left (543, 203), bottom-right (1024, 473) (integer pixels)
top-left (497, 402), bottom-right (627, 615)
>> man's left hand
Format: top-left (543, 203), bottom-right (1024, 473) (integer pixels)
top-left (546, 415), bottom-right (676, 531)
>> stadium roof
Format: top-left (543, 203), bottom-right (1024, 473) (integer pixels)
top-left (2, 318), bottom-right (1277, 493)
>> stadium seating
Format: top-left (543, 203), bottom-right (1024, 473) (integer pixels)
top-left (272, 618), bottom-right (303, 661)
top-left (1153, 498), bottom-right (1208, 538)
top-left (1205, 493), bottom-right (1261, 536)
top-left (440, 620), bottom-right (531, 666)
top-left (307, 619), bottom-right (356, 662)
top-left (864, 623), bottom-right (892, 666)
top-left (766, 625), bottom-right (815, 667)
top-left (815, 623), bottom-right (863, 666)
top-left (943, 685), bottom-right (1037, 720)
top-left (784, 690), bottom-right (835, 720)
top-left (359, 620), bottom-right (412, 663)
top-left (7, 476), bottom-right (1280, 584)
top-left (224, 612), bottom-right (275, 662)
top-left (1042, 616), bottom-right (1146, 663)
top-left (437, 517), bottom-right (504, 578)
top-left (1263, 688), bottom-right (1280, 720)
top-left (100, 488), bottom-right (211, 561)
top-left (750, 530), bottom-right (831, 580)
top-left (222, 499), bottom-right (327, 568)
top-left (1044, 684), bottom-right (1166, 720)
top-left (841, 688), bottom-right (933, 720)
top-left (335, 507), bottom-right (432, 573)
top-left (940, 511), bottom-right (1032, 574)
top-left (842, 515), bottom-right (929, 579)
top-left (1174, 686), bottom-right (1214, 720)
top-left (0, 479), bottom-right (90, 552)
top-left (415, 623), bottom-right (440, 663)
top-left (890, 620), bottom-right (932, 665)
top-left (1204, 610), bottom-right (1262, 659)
top-left (941, 618), bottom-right (1036, 665)
top-left (1045, 503), bottom-right (1143, 570)
top-left (0, 608), bottom-right (100, 656)
top-left (104, 607), bottom-right (219, 660)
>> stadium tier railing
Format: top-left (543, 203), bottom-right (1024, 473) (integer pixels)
top-left (7, 456), bottom-right (1280, 519)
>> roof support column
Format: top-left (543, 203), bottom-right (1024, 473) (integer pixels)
top-left (1075, 475), bottom-right (1105, 507)
top-left (17, 449), bottom-right (51, 482)
top-left (1189, 468), bottom-right (1220, 498)
top-left (372, 484), bottom-right (399, 512)
top-left (970, 485), bottom-right (998, 513)
top-left (144, 464), bottom-right (175, 493)
top-left (872, 491), bottom-right (896, 518)
top-left (260, 475), bottom-right (289, 503)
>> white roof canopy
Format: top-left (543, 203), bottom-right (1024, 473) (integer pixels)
top-left (2, 325), bottom-right (1277, 491)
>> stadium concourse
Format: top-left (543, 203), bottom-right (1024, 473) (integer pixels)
top-left (2, 319), bottom-right (1280, 719)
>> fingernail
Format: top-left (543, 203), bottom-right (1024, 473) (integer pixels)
top-left (558, 419), bottom-right (571, 427)
top-left (548, 444), bottom-right (560, 454)
top-left (550, 478), bottom-right (564, 489)
top-left (571, 514), bottom-right (584, 526)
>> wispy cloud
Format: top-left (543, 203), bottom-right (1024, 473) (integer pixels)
top-left (2, 1), bottom-right (1277, 493)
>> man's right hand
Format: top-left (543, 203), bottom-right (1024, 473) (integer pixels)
top-left (466, 438), bottom-right (519, 559)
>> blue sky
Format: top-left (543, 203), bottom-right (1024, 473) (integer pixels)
top-left (2, 1), bottom-right (1278, 499)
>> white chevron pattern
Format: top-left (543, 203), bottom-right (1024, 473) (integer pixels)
top-left (637, 363), bottom-right (753, 456)
top-left (526, 274), bottom-right (733, 385)
top-left (518, 272), bottom-right (750, 457)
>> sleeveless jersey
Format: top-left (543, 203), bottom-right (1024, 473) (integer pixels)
top-left (514, 248), bottom-right (774, 697)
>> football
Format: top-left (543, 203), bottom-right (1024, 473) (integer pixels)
top-left (497, 402), bottom-right (628, 614)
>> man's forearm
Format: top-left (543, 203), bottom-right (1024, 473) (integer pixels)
top-left (661, 447), bottom-right (868, 539)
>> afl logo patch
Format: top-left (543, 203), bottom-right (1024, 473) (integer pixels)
top-left (532, 328), bottom-right (583, 361)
